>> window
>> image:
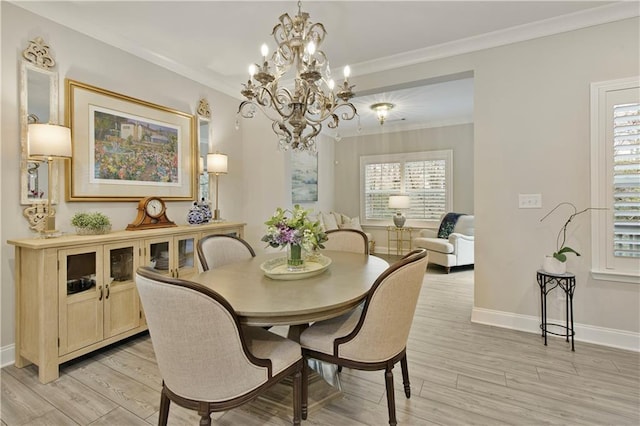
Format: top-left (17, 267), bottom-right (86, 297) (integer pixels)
top-left (360, 150), bottom-right (453, 226)
top-left (591, 77), bottom-right (640, 283)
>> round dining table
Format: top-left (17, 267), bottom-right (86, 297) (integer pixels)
top-left (189, 251), bottom-right (389, 328)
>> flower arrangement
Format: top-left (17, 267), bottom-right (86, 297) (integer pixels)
top-left (262, 205), bottom-right (327, 252)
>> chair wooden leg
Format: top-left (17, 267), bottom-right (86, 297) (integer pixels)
top-left (292, 369), bottom-right (302, 425)
top-left (301, 358), bottom-right (309, 420)
top-left (400, 353), bottom-right (411, 398)
top-left (384, 366), bottom-right (397, 426)
top-left (158, 387), bottom-right (170, 426)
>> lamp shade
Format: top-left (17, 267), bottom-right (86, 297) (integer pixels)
top-left (389, 195), bottom-right (410, 209)
top-left (28, 123), bottom-right (72, 158)
top-left (207, 152), bottom-right (228, 174)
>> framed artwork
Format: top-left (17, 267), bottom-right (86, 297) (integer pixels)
top-left (65, 79), bottom-right (196, 201)
top-left (291, 150), bottom-right (318, 202)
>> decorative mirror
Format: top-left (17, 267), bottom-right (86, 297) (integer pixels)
top-left (197, 98), bottom-right (211, 201)
top-left (20, 37), bottom-right (60, 205)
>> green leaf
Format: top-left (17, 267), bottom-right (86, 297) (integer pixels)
top-left (557, 246), bottom-right (581, 257)
top-left (553, 252), bottom-right (567, 262)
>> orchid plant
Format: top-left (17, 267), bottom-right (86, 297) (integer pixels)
top-left (540, 202), bottom-right (604, 262)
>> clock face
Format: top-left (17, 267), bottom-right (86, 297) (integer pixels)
top-left (145, 198), bottom-right (164, 218)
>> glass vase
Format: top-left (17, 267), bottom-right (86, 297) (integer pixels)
top-left (287, 243), bottom-right (305, 271)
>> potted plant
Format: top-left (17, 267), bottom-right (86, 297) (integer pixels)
top-left (540, 202), bottom-right (603, 274)
top-left (71, 212), bottom-right (112, 235)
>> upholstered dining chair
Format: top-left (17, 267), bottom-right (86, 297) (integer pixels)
top-left (323, 229), bottom-right (369, 255)
top-left (299, 249), bottom-right (429, 426)
top-left (197, 234), bottom-right (256, 272)
top-left (135, 267), bottom-right (303, 426)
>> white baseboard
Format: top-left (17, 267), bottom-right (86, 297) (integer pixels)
top-left (1, 344), bottom-right (15, 368)
top-left (471, 307), bottom-right (640, 352)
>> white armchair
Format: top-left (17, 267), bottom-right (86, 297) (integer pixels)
top-left (413, 214), bottom-right (474, 273)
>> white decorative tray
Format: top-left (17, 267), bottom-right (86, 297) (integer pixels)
top-left (260, 255), bottom-right (332, 281)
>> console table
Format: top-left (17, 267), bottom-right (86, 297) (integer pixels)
top-left (536, 270), bottom-right (576, 351)
top-left (8, 221), bottom-right (245, 383)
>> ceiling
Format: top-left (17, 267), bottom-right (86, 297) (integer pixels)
top-left (14, 1), bottom-right (633, 137)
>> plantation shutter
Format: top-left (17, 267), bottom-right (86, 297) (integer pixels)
top-left (361, 150), bottom-right (452, 223)
top-left (404, 160), bottom-right (447, 221)
top-left (364, 163), bottom-right (401, 219)
top-left (612, 102), bottom-right (640, 258)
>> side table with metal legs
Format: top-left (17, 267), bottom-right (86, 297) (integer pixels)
top-left (536, 270), bottom-right (576, 351)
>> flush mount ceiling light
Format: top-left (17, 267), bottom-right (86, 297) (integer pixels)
top-left (238, 1), bottom-right (357, 152)
top-left (370, 102), bottom-right (395, 125)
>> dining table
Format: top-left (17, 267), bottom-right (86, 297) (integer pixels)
top-left (189, 250), bottom-right (389, 337)
top-left (189, 250), bottom-right (390, 410)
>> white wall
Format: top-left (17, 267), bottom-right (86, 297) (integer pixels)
top-left (353, 17), bottom-right (640, 346)
top-left (0, 3), bottom-right (244, 349)
top-left (241, 114), bottom-right (336, 252)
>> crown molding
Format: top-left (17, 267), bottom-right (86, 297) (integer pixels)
top-left (351, 2), bottom-right (640, 77)
top-left (12, 1), bottom-right (638, 100)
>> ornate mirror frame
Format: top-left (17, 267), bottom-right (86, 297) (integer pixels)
top-left (20, 37), bottom-right (60, 205)
top-left (197, 98), bottom-right (212, 201)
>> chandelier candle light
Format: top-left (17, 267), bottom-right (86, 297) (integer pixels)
top-left (238, 1), bottom-right (357, 151)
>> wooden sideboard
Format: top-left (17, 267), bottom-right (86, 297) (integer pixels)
top-left (7, 222), bottom-right (245, 383)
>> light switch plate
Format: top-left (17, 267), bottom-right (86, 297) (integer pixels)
top-left (519, 194), bottom-right (542, 209)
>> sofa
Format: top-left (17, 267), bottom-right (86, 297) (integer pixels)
top-left (314, 211), bottom-right (375, 254)
top-left (413, 213), bottom-right (474, 273)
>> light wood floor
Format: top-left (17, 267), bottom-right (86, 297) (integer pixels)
top-left (2, 263), bottom-right (639, 425)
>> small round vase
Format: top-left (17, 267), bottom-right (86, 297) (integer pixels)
top-left (542, 256), bottom-right (566, 275)
top-left (187, 203), bottom-right (205, 225)
top-left (198, 198), bottom-right (212, 222)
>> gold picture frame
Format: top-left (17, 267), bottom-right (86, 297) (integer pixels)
top-left (65, 79), bottom-right (196, 201)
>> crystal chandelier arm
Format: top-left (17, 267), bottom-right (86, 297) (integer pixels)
top-left (306, 22), bottom-right (326, 47)
top-left (304, 101), bottom-right (357, 126)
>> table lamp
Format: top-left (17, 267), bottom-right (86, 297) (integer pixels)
top-left (207, 152), bottom-right (228, 220)
top-left (27, 123), bottom-right (72, 235)
top-left (389, 195), bottom-right (410, 228)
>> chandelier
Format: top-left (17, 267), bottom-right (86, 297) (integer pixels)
top-left (238, 1), bottom-right (357, 151)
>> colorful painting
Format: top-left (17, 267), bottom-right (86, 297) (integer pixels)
top-left (66, 79), bottom-right (195, 201)
top-left (291, 150), bottom-right (318, 202)
top-left (90, 106), bottom-right (180, 186)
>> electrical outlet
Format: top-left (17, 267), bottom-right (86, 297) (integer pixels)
top-left (519, 194), bottom-right (542, 209)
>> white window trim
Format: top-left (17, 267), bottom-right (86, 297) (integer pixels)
top-left (590, 76), bottom-right (640, 284)
top-left (359, 150), bottom-right (453, 228)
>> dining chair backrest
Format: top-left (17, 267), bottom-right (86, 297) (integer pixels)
top-left (335, 249), bottom-right (428, 362)
top-left (197, 234), bottom-right (256, 272)
top-left (323, 229), bottom-right (369, 255)
top-left (135, 266), bottom-right (270, 402)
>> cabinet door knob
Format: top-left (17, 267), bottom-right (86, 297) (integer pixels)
top-left (98, 285), bottom-right (103, 301)
top-left (105, 284), bottom-right (110, 299)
